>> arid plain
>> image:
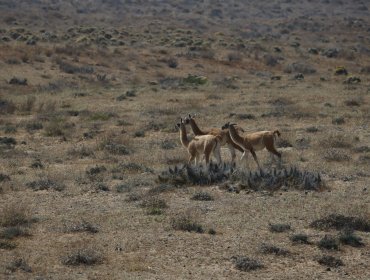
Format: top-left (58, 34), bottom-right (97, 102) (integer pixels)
top-left (0, 1), bottom-right (369, 279)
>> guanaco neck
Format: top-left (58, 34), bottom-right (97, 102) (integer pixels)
top-left (179, 123), bottom-right (190, 148)
top-left (229, 125), bottom-right (245, 148)
top-left (189, 119), bottom-right (206, 135)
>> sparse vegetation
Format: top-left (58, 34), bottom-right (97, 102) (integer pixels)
top-left (317, 255), bottom-right (343, 268)
top-left (0, 1), bottom-right (369, 278)
top-left (232, 256), bottom-right (264, 272)
top-left (62, 249), bottom-right (103, 266)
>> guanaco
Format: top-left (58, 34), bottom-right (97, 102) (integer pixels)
top-left (176, 118), bottom-right (221, 168)
top-left (184, 114), bottom-right (244, 163)
top-left (222, 122), bottom-right (281, 169)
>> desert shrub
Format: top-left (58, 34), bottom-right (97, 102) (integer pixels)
top-left (116, 184), bottom-right (132, 193)
top-left (89, 112), bottom-right (116, 121)
top-left (290, 234), bottom-right (311, 244)
top-left (318, 235), bottom-right (340, 250)
top-left (30, 159), bottom-right (43, 169)
top-left (25, 121), bottom-right (43, 132)
top-left (142, 197), bottom-right (168, 215)
top-left (161, 139), bottom-right (177, 150)
top-left (0, 137), bottom-right (17, 147)
top-left (68, 145), bottom-right (95, 158)
top-left (233, 166), bottom-right (324, 192)
top-left (113, 162), bottom-right (153, 174)
top-left (0, 173), bottom-right (11, 182)
top-left (306, 126), bottom-right (319, 133)
top-left (344, 76), bottom-right (361, 84)
top-left (167, 57), bottom-right (178, 68)
top-left (232, 256), bottom-right (264, 272)
top-left (6, 258), bottom-right (32, 273)
top-left (0, 226), bottom-right (30, 240)
top-left (332, 117), bottom-right (345, 126)
top-left (64, 221), bottom-right (99, 234)
top-left (157, 163), bottom-right (234, 186)
top-left (317, 255), bottom-right (343, 268)
top-left (26, 179), bottom-right (65, 191)
top-left (353, 146), bottom-right (370, 153)
top-left (344, 99), bottom-right (361, 107)
top-left (236, 113), bottom-right (256, 120)
top-left (334, 66), bottom-right (347, 75)
top-left (125, 193), bottom-right (142, 202)
top-left (62, 249), bottom-right (103, 266)
top-left (208, 228), bottom-right (216, 235)
top-left (171, 214), bottom-right (204, 233)
top-left (125, 90), bottom-right (136, 97)
top-left (260, 243), bottom-right (290, 256)
top-left (9, 77), bottom-right (27, 85)
top-left (269, 223), bottom-right (291, 233)
top-left (310, 214), bottom-right (370, 232)
top-left (264, 54), bottom-right (279, 66)
top-left (3, 124), bottom-right (17, 133)
top-left (0, 205), bottom-right (31, 227)
top-left (338, 229), bottom-right (364, 247)
top-left (100, 139), bottom-right (131, 155)
top-left (95, 183), bottom-right (109, 192)
top-left (44, 118), bottom-right (66, 137)
top-left (191, 191), bottom-right (214, 201)
top-left (0, 99), bottom-right (17, 115)
top-left (134, 130), bottom-right (145, 137)
top-left (57, 60), bottom-right (94, 74)
top-left (321, 133), bottom-right (352, 148)
top-left (19, 96), bottom-right (36, 112)
top-left (227, 52), bottom-right (243, 62)
top-left (87, 165), bottom-right (106, 177)
top-left (323, 149), bottom-right (351, 162)
top-left (0, 240), bottom-right (16, 250)
top-left (284, 62), bottom-right (316, 74)
top-left (182, 74), bottom-right (207, 85)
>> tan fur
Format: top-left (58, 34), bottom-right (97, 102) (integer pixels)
top-left (184, 115), bottom-right (244, 163)
top-left (177, 119), bottom-right (221, 167)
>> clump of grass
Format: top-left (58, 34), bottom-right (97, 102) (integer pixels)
top-left (332, 117), bottom-right (345, 125)
top-left (232, 256), bottom-right (264, 272)
top-left (161, 139), bottom-right (177, 150)
top-left (116, 184), bottom-right (132, 193)
top-left (64, 221), bottom-right (99, 234)
top-left (310, 214), bottom-right (370, 232)
top-left (30, 159), bottom-right (43, 169)
top-left (0, 136), bottom-right (17, 147)
top-left (269, 223), bottom-right (291, 233)
top-left (89, 112), bottom-right (116, 121)
top-left (157, 163), bottom-right (234, 186)
top-left (259, 243), bottom-right (290, 256)
top-left (321, 133), bottom-right (352, 148)
top-left (323, 149), bottom-right (351, 162)
top-left (100, 139), bottom-right (131, 155)
top-left (191, 191), bottom-right (214, 201)
top-left (0, 240), bottom-right (16, 250)
top-left (208, 228), bottom-right (216, 235)
top-left (0, 173), bottom-right (11, 182)
top-left (25, 121), bottom-right (43, 132)
top-left (290, 234), bottom-right (311, 244)
top-left (0, 226), bottom-right (31, 240)
top-left (62, 249), bottom-right (103, 266)
top-left (67, 145), bottom-right (95, 158)
top-left (44, 118), bottom-right (65, 137)
top-left (26, 179), bottom-right (65, 191)
top-left (0, 205), bottom-right (32, 227)
top-left (317, 255), bottom-right (343, 268)
top-left (171, 214), bottom-right (204, 233)
top-left (318, 235), bottom-right (340, 250)
top-left (234, 166), bottom-right (324, 192)
top-left (6, 258), bottom-right (32, 273)
top-left (134, 130), bottom-right (145, 137)
top-left (125, 193), bottom-right (142, 202)
top-left (338, 229), bottom-right (364, 247)
top-left (141, 197), bottom-right (168, 215)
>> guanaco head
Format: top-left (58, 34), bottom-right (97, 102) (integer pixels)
top-left (221, 122), bottom-right (237, 130)
top-left (175, 118), bottom-right (184, 129)
top-left (184, 114), bottom-right (196, 125)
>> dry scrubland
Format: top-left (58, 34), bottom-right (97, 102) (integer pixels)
top-left (0, 0), bottom-right (370, 279)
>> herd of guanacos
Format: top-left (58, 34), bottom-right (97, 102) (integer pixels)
top-left (176, 114), bottom-right (282, 170)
